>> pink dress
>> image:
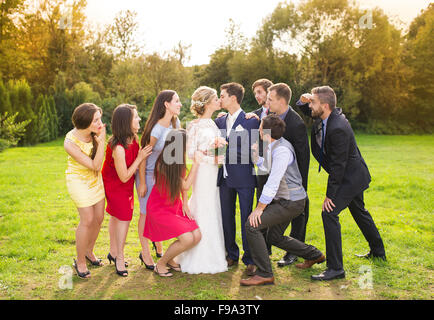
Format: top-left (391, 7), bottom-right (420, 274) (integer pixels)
top-left (144, 174), bottom-right (198, 241)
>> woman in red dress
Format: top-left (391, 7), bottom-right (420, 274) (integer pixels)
top-left (144, 129), bottom-right (203, 277)
top-left (102, 104), bottom-right (152, 277)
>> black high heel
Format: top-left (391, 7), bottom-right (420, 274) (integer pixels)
top-left (86, 256), bottom-right (103, 267)
top-left (152, 242), bottom-right (163, 258)
top-left (114, 257), bottom-right (128, 277)
top-left (139, 252), bottom-right (155, 270)
top-left (107, 253), bottom-right (128, 267)
top-left (73, 259), bottom-right (91, 279)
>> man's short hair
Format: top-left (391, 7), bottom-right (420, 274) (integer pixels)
top-left (268, 83), bottom-right (292, 104)
top-left (261, 114), bottom-right (286, 140)
top-left (252, 79), bottom-right (273, 92)
top-left (311, 86), bottom-right (336, 109)
top-left (220, 82), bottom-right (245, 105)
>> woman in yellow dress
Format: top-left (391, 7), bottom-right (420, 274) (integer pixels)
top-left (64, 103), bottom-right (106, 278)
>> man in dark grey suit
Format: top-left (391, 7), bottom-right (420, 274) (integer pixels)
top-left (265, 83), bottom-right (311, 267)
top-left (296, 86), bottom-right (386, 281)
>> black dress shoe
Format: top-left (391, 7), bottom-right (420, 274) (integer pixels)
top-left (355, 252), bottom-right (386, 261)
top-left (277, 254), bottom-right (298, 267)
top-left (226, 257), bottom-right (238, 267)
top-left (311, 269), bottom-right (345, 281)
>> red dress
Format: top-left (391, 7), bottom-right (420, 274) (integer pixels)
top-left (102, 140), bottom-right (139, 221)
top-left (144, 174), bottom-right (199, 241)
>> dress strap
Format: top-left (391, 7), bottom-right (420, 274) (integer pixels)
top-left (65, 130), bottom-right (91, 150)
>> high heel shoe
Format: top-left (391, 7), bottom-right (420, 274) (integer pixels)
top-left (114, 257), bottom-right (128, 277)
top-left (139, 252), bottom-right (155, 271)
top-left (167, 263), bottom-right (181, 272)
top-left (152, 242), bottom-right (163, 258)
top-left (73, 259), bottom-right (91, 279)
top-left (154, 265), bottom-right (173, 277)
top-left (86, 255), bottom-right (103, 267)
top-left (107, 253), bottom-right (128, 267)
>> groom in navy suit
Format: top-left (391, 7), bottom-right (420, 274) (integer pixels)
top-left (215, 82), bottom-right (260, 275)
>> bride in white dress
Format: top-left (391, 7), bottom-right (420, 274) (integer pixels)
top-left (176, 86), bottom-right (228, 274)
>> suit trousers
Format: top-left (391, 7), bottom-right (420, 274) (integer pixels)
top-left (256, 173), bottom-right (309, 251)
top-left (220, 178), bottom-right (255, 266)
top-left (321, 191), bottom-right (385, 270)
top-left (246, 198), bottom-right (323, 278)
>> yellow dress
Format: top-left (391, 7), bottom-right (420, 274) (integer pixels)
top-left (65, 130), bottom-right (105, 208)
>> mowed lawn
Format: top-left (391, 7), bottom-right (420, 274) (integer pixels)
top-left (0, 134), bottom-right (433, 300)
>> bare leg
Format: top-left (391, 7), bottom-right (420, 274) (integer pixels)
top-left (108, 216), bottom-right (117, 258)
top-left (157, 230), bottom-right (201, 273)
top-left (76, 206), bottom-right (94, 276)
top-left (86, 199), bottom-right (105, 261)
top-left (155, 241), bottom-right (164, 256)
top-left (115, 218), bottom-right (131, 273)
top-left (138, 213), bottom-right (154, 265)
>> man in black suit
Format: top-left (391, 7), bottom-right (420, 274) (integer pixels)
top-left (296, 86), bottom-right (386, 281)
top-left (265, 83), bottom-right (311, 267)
top-left (251, 79), bottom-right (274, 204)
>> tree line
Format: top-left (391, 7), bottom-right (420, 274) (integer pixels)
top-left (0, 0), bottom-right (432, 151)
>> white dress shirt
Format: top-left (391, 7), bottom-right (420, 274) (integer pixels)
top-left (226, 108), bottom-right (243, 137)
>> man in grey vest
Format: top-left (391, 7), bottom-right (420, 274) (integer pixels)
top-left (240, 115), bottom-right (325, 286)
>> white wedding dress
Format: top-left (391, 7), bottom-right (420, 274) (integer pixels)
top-left (176, 119), bottom-right (228, 274)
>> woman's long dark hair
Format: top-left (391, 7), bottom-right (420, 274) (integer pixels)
top-left (109, 104), bottom-right (137, 149)
top-left (71, 103), bottom-right (102, 160)
top-left (140, 90), bottom-right (178, 148)
top-left (154, 129), bottom-right (187, 204)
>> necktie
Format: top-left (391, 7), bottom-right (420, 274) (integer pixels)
top-left (318, 121), bottom-right (325, 172)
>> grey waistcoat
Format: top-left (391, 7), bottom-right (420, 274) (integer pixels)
top-left (267, 138), bottom-right (307, 202)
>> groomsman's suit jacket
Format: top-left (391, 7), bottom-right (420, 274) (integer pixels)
top-left (297, 103), bottom-right (371, 200)
top-left (215, 110), bottom-right (260, 188)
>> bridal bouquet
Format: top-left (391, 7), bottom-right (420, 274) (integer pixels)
top-left (208, 137), bottom-right (228, 167)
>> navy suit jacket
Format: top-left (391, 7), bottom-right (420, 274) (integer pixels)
top-left (215, 110), bottom-right (260, 188)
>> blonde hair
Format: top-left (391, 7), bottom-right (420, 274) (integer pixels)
top-left (190, 86), bottom-right (217, 117)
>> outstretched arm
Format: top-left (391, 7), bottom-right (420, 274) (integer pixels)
top-left (113, 145), bottom-right (152, 183)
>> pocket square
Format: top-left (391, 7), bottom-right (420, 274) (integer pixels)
top-left (235, 124), bottom-right (245, 132)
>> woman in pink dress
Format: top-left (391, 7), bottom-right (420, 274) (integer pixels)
top-left (102, 104), bottom-right (152, 277)
top-left (144, 129), bottom-right (203, 277)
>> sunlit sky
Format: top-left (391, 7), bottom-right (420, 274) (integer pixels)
top-left (84, 0), bottom-right (432, 66)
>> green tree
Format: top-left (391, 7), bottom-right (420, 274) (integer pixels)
top-left (105, 9), bottom-right (142, 59)
top-left (7, 79), bottom-right (37, 144)
top-left (404, 4), bottom-right (434, 131)
top-left (0, 112), bottom-right (30, 152)
top-left (46, 95), bottom-right (58, 139)
top-left (35, 95), bottom-right (51, 142)
top-left (0, 79), bottom-right (11, 114)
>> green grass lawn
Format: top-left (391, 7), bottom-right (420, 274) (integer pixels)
top-left (0, 134), bottom-right (433, 300)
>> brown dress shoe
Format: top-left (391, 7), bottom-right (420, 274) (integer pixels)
top-left (295, 254), bottom-right (326, 269)
top-left (245, 264), bottom-right (257, 276)
top-left (240, 275), bottom-right (274, 286)
top-left (226, 257), bottom-right (238, 267)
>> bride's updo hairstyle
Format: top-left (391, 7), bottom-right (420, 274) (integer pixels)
top-left (190, 86), bottom-right (217, 117)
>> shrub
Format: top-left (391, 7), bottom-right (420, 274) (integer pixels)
top-left (0, 112), bottom-right (30, 152)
